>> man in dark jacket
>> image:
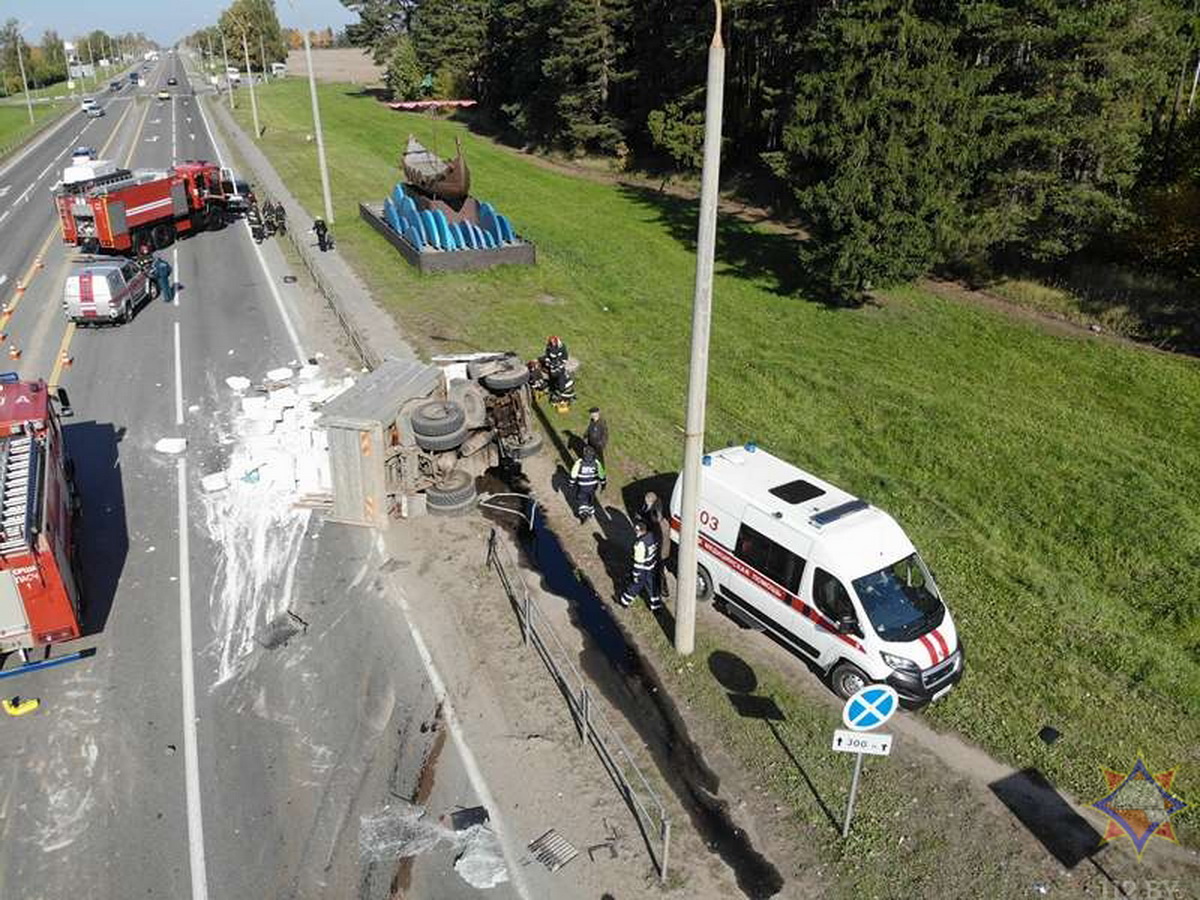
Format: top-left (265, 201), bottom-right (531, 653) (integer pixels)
top-left (584, 407), bottom-right (608, 463)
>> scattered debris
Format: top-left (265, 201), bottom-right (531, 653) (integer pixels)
top-left (201, 472), bottom-right (229, 493)
top-left (225, 376), bottom-right (251, 392)
top-left (3, 696), bottom-right (40, 716)
top-left (378, 557), bottom-right (406, 574)
top-left (256, 609), bottom-right (308, 650)
top-left (165, 744), bottom-right (177, 755)
top-left (282, 274), bottom-right (297, 284)
top-left (154, 437), bottom-right (187, 454)
top-left (1037, 726), bottom-right (1060, 745)
top-left (447, 806), bottom-right (489, 831)
top-left (188, 404), bottom-right (200, 413)
top-left (265, 366), bottom-right (293, 383)
top-left (527, 829), bottom-right (579, 873)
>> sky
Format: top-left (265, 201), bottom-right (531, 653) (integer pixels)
top-left (4, 0), bottom-right (358, 47)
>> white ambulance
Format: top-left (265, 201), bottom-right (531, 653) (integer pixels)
top-left (669, 444), bottom-right (964, 704)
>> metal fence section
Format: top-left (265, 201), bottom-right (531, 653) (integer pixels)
top-left (486, 527), bottom-right (672, 883)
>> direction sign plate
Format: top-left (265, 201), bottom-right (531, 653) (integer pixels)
top-left (832, 729), bottom-right (893, 757)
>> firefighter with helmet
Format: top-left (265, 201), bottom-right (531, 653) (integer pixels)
top-left (542, 335), bottom-right (574, 411)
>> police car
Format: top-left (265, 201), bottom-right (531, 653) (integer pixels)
top-left (670, 444), bottom-right (964, 704)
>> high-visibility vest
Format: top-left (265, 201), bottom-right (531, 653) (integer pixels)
top-left (632, 533), bottom-right (659, 572)
top-left (571, 458), bottom-right (604, 488)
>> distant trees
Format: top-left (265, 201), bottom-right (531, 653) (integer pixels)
top-left (338, 0), bottom-right (1200, 296)
top-left (219, 0), bottom-right (287, 69)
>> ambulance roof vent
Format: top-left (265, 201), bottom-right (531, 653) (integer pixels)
top-left (809, 499), bottom-right (869, 527)
top-left (769, 479), bottom-right (825, 505)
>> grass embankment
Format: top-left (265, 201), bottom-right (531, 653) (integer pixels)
top-left (0, 101), bottom-right (71, 158)
top-left (230, 82), bottom-right (1200, 852)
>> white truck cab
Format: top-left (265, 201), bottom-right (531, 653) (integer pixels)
top-left (670, 444), bottom-right (964, 704)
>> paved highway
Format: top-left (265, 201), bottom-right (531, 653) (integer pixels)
top-left (0, 53), bottom-right (521, 900)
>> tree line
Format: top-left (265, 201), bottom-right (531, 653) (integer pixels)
top-left (342, 1), bottom-right (1200, 296)
top-left (1, 22), bottom-right (154, 97)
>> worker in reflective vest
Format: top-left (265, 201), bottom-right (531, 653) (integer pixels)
top-left (619, 519), bottom-right (662, 611)
top-left (569, 445), bottom-right (606, 521)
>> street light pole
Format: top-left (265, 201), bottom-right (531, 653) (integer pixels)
top-left (301, 26), bottom-right (334, 224)
top-left (86, 38), bottom-right (96, 90)
top-left (220, 30), bottom-right (235, 108)
top-left (15, 30), bottom-right (34, 125)
top-left (259, 31), bottom-right (268, 82)
top-left (673, 0), bottom-right (726, 656)
top-left (242, 29), bottom-right (261, 138)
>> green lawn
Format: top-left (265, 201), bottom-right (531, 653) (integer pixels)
top-left (230, 81), bottom-right (1200, 847)
top-left (0, 99), bottom-right (70, 157)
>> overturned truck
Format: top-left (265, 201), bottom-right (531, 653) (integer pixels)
top-left (319, 353), bottom-right (542, 527)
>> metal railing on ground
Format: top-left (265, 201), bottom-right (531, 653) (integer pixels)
top-left (485, 526), bottom-right (672, 883)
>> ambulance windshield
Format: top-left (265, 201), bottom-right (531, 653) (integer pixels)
top-left (851, 553), bottom-right (943, 641)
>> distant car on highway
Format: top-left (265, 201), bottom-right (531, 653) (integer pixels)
top-left (156, 90), bottom-right (170, 102)
top-left (81, 98), bottom-right (104, 118)
top-left (71, 146), bottom-right (98, 164)
top-left (109, 80), bottom-right (121, 92)
top-left (167, 76), bottom-right (177, 86)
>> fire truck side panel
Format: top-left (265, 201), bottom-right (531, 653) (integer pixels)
top-left (18, 544), bottom-right (79, 645)
top-left (107, 201), bottom-right (128, 240)
top-left (171, 181), bottom-right (188, 217)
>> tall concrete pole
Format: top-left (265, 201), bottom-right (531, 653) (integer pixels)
top-left (301, 27), bottom-right (335, 224)
top-left (242, 30), bottom-right (261, 137)
top-left (259, 31), bottom-right (268, 82)
top-left (86, 38), bottom-right (96, 90)
top-left (673, 0), bottom-right (725, 656)
top-left (15, 32), bottom-right (34, 125)
top-left (220, 30), bottom-right (235, 108)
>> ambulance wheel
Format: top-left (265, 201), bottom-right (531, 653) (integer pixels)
top-left (830, 663), bottom-right (870, 700)
top-left (696, 564), bottom-right (714, 604)
top-left (411, 399), bottom-right (466, 436)
top-left (152, 224), bottom-right (173, 250)
top-left (426, 470), bottom-right (477, 515)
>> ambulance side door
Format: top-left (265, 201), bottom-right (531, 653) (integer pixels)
top-left (727, 509), bottom-right (818, 661)
top-left (806, 556), bottom-right (871, 672)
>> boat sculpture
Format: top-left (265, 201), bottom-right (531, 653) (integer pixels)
top-left (402, 135), bottom-right (471, 202)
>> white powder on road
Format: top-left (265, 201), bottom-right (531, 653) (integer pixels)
top-left (202, 365), bottom-right (348, 686)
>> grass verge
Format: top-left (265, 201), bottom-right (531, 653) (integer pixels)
top-left (229, 80), bottom-right (1200, 852)
top-left (0, 101), bottom-right (71, 159)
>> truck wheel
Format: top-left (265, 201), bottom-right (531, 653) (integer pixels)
top-left (830, 662), bottom-right (870, 700)
top-left (510, 432), bottom-right (543, 459)
top-left (426, 469), bottom-right (477, 515)
top-left (411, 399), bottom-right (466, 436)
top-left (696, 564), bottom-right (714, 604)
top-left (482, 361), bottom-right (529, 392)
top-left (415, 424), bottom-right (468, 453)
top-left (152, 224), bottom-right (173, 249)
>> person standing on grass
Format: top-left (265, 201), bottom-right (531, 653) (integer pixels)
top-left (639, 491), bottom-right (670, 600)
top-left (619, 519), bottom-right (662, 611)
top-left (584, 406), bottom-right (608, 464)
top-left (569, 445), bottom-right (606, 522)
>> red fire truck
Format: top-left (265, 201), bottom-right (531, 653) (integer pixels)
top-left (0, 374), bottom-right (84, 659)
top-left (54, 159), bottom-right (241, 255)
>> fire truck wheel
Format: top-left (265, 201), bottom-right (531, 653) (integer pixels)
top-left (510, 432), bottom-right (543, 459)
top-left (482, 361), bottom-right (529, 392)
top-left (830, 662), bottom-right (870, 700)
top-left (414, 423), bottom-right (468, 453)
top-left (426, 469), bottom-right (477, 515)
top-left (411, 399), bottom-right (466, 436)
top-left (151, 224), bottom-right (173, 250)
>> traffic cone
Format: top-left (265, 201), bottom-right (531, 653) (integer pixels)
top-left (34, 257), bottom-right (44, 270)
top-left (59, 350), bottom-right (73, 368)
top-left (8, 345), bottom-right (20, 360)
top-left (14, 281), bottom-right (24, 295)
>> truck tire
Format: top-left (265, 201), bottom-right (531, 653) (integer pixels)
top-left (482, 361), bottom-right (529, 392)
top-left (411, 400), bottom-right (466, 437)
top-left (151, 223), bottom-right (173, 249)
top-left (414, 423), bottom-right (469, 453)
top-left (830, 662), bottom-right (870, 701)
top-left (510, 432), bottom-right (543, 459)
top-left (426, 469), bottom-right (477, 515)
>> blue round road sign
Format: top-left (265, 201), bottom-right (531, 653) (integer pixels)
top-left (842, 685), bottom-right (899, 731)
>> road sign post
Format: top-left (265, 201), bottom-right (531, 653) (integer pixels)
top-left (836, 684), bottom-right (899, 837)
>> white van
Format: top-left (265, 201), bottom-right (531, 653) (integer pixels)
top-left (226, 66), bottom-right (241, 84)
top-left (63, 261), bottom-right (153, 324)
top-left (670, 444), bottom-right (964, 704)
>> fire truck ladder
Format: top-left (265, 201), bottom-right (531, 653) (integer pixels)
top-left (0, 435), bottom-right (39, 555)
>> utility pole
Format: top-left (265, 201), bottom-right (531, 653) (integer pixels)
top-left (301, 27), bottom-right (334, 223)
top-left (1189, 51), bottom-right (1199, 116)
top-left (242, 29), bottom-right (261, 138)
top-left (15, 30), bottom-right (34, 125)
top-left (86, 38), bottom-right (96, 90)
top-left (220, 30), bottom-right (235, 108)
top-left (673, 0), bottom-right (726, 656)
top-left (259, 31), bottom-right (268, 82)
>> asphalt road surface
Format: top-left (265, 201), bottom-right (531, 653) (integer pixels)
top-left (0, 52), bottom-right (519, 900)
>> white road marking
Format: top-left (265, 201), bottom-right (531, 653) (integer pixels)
top-left (194, 95), bottom-right (305, 360)
top-left (0, 211), bottom-right (8, 223)
top-left (174, 321), bottom-right (184, 425)
top-left (0, 186), bottom-right (9, 198)
top-left (177, 455), bottom-right (209, 900)
top-left (145, 135), bottom-right (159, 143)
top-left (388, 578), bottom-right (534, 900)
top-left (0, 274), bottom-right (6, 286)
top-left (171, 98), bottom-right (177, 162)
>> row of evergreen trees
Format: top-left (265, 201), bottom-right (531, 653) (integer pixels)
top-left (342, 0), bottom-right (1200, 295)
